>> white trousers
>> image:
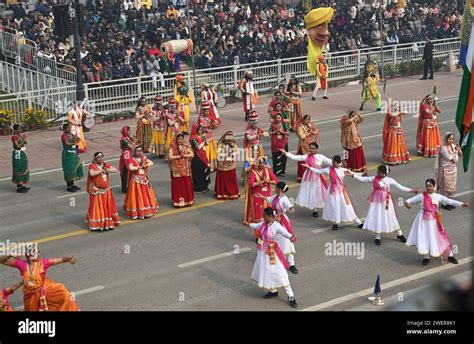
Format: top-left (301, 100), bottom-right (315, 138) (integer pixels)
top-left (287, 253), bottom-right (295, 267)
top-left (151, 72), bottom-right (165, 89)
top-left (312, 82), bottom-right (328, 98)
top-left (270, 285), bottom-right (294, 297)
top-left (375, 229), bottom-right (403, 239)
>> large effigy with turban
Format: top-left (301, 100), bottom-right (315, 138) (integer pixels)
top-left (304, 7), bottom-right (334, 75)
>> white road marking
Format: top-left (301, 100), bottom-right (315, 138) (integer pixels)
top-left (13, 285), bottom-right (105, 311)
top-left (56, 185), bottom-right (121, 199)
top-left (454, 190), bottom-right (474, 197)
top-left (300, 256), bottom-right (473, 311)
top-left (0, 157), bottom-right (121, 181)
top-left (178, 247), bottom-right (252, 268)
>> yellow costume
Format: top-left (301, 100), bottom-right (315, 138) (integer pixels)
top-left (305, 7), bottom-right (334, 75)
top-left (174, 74), bottom-right (193, 133)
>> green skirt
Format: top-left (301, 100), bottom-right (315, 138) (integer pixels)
top-left (62, 149), bottom-right (83, 182)
top-left (12, 149), bottom-right (29, 184)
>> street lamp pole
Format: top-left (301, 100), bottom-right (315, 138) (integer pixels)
top-left (186, 0), bottom-right (199, 113)
top-left (379, 2), bottom-right (385, 80)
top-left (72, 0), bottom-right (85, 102)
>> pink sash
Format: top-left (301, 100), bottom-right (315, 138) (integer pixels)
top-left (329, 167), bottom-right (351, 205)
top-left (257, 222), bottom-right (289, 269)
top-left (422, 192), bottom-right (451, 262)
top-left (303, 155), bottom-right (324, 184)
top-left (271, 197), bottom-right (294, 235)
top-left (368, 176), bottom-right (391, 210)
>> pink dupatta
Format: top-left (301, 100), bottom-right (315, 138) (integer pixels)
top-left (256, 222), bottom-right (289, 269)
top-left (329, 167), bottom-right (350, 205)
top-left (271, 196), bottom-right (294, 236)
top-left (422, 192), bottom-right (452, 262)
top-left (304, 154), bottom-right (328, 190)
top-left (368, 176), bottom-right (391, 210)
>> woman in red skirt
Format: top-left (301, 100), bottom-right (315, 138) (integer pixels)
top-left (341, 110), bottom-right (367, 174)
top-left (215, 131), bottom-right (240, 200)
top-left (168, 133), bottom-right (195, 207)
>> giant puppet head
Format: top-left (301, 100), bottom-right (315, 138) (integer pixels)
top-left (305, 7), bottom-right (334, 76)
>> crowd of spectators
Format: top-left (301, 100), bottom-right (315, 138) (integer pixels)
top-left (0, 0), bottom-right (466, 85)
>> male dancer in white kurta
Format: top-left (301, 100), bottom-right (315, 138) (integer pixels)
top-left (250, 207), bottom-right (297, 308)
top-left (304, 155), bottom-right (363, 230)
top-left (349, 165), bottom-right (418, 245)
top-left (282, 142), bottom-right (332, 218)
top-left (405, 178), bottom-right (468, 265)
top-left (263, 182), bottom-right (298, 274)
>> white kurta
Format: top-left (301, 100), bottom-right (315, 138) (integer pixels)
top-left (308, 166), bottom-right (359, 224)
top-left (250, 221), bottom-right (292, 290)
top-left (405, 193), bottom-right (462, 257)
top-left (354, 175), bottom-right (411, 233)
top-left (286, 153), bottom-right (332, 210)
top-left (267, 195), bottom-right (295, 255)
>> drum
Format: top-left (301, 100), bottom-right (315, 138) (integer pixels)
top-left (83, 117), bottom-right (96, 130)
top-left (216, 96), bottom-right (226, 108)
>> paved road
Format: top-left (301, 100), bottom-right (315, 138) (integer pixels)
top-left (0, 77), bottom-right (472, 311)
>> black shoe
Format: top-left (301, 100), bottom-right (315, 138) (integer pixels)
top-left (122, 189), bottom-right (128, 194)
top-left (397, 235), bottom-right (407, 243)
top-left (422, 258), bottom-right (430, 265)
top-left (72, 185), bottom-right (81, 190)
top-left (312, 211), bottom-right (319, 218)
top-left (375, 239), bottom-right (381, 246)
top-left (358, 223), bottom-right (364, 229)
top-left (332, 224), bottom-right (338, 230)
top-left (288, 296), bottom-right (298, 308)
top-left (447, 256), bottom-right (458, 264)
top-left (323, 96), bottom-right (329, 99)
top-left (428, 77), bottom-right (433, 80)
top-left (289, 265), bottom-right (299, 274)
top-left (311, 96), bottom-right (315, 101)
top-left (376, 108), bottom-right (381, 111)
top-left (245, 113), bottom-right (249, 122)
top-left (263, 291), bottom-right (278, 299)
top-left (67, 187), bottom-right (77, 193)
top-left (359, 104), bottom-right (364, 111)
top-left (441, 204), bottom-right (455, 211)
top-left (22, 186), bottom-right (31, 190)
top-left (420, 77), bottom-right (427, 80)
top-left (255, 238), bottom-right (259, 244)
top-left (17, 187), bottom-right (28, 193)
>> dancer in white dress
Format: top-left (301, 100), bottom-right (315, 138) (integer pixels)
top-left (256, 182), bottom-right (298, 274)
top-left (348, 165), bottom-right (418, 245)
top-left (250, 207), bottom-right (297, 308)
top-left (405, 178), bottom-right (468, 265)
top-left (281, 143), bottom-right (332, 218)
top-left (303, 155), bottom-right (363, 230)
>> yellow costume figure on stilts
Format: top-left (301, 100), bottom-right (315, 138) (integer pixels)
top-left (305, 7), bottom-right (334, 76)
top-left (174, 73), bottom-right (193, 134)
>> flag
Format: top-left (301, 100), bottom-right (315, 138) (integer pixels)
top-left (373, 274), bottom-right (382, 295)
top-left (459, 0), bottom-right (473, 67)
top-left (456, 26), bottom-right (474, 172)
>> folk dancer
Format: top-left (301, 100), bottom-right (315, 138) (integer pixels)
top-left (302, 155), bottom-right (363, 230)
top-left (86, 152), bottom-right (121, 231)
top-left (250, 207), bottom-right (298, 308)
top-left (150, 95), bottom-right (167, 158)
top-left (281, 142), bottom-right (331, 218)
top-left (348, 165), bottom-right (417, 246)
top-left (11, 124), bottom-right (30, 193)
top-left (405, 179), bottom-right (469, 265)
top-left (122, 147), bottom-right (159, 220)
